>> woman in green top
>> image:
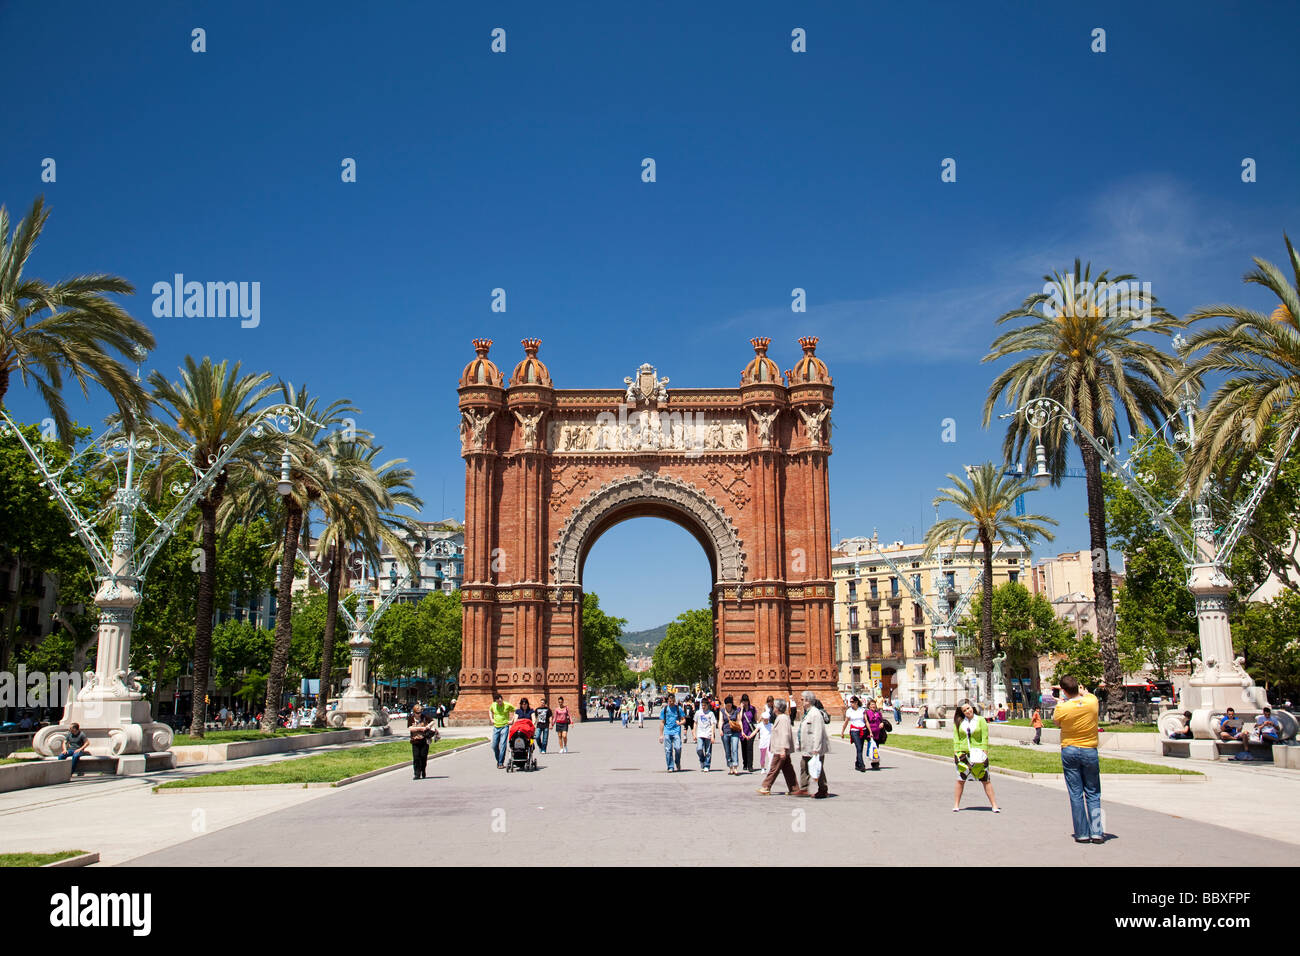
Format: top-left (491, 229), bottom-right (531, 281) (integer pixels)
top-left (952, 700), bottom-right (1000, 813)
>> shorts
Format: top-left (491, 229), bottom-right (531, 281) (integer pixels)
top-left (955, 752), bottom-right (989, 782)
top-left (684, 718), bottom-right (695, 728)
top-left (555, 722), bottom-right (570, 731)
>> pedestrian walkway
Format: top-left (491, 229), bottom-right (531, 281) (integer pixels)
top-left (122, 720), bottom-right (1292, 866)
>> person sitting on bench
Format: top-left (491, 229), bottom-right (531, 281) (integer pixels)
top-left (1169, 711), bottom-right (1194, 740)
top-left (57, 723), bottom-right (90, 776)
top-left (1218, 708), bottom-right (1248, 743)
top-left (1253, 707), bottom-right (1282, 745)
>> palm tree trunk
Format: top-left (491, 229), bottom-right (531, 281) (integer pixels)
top-left (1077, 437), bottom-right (1129, 721)
top-left (262, 503), bottom-right (303, 732)
top-left (314, 542), bottom-right (342, 728)
top-left (980, 532), bottom-right (995, 704)
top-left (188, 491), bottom-right (223, 738)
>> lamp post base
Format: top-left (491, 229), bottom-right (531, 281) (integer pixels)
top-left (328, 691), bottom-right (390, 735)
top-left (32, 696), bottom-right (174, 757)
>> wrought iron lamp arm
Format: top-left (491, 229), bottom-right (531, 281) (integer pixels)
top-left (0, 409), bottom-right (113, 576)
top-left (946, 541), bottom-right (1004, 627)
top-left (1215, 423), bottom-right (1300, 568)
top-left (299, 548), bottom-right (359, 631)
top-left (865, 546), bottom-right (941, 624)
top-left (1001, 398), bottom-right (1195, 564)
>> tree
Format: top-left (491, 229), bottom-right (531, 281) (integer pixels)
top-left (923, 463), bottom-right (1057, 700)
top-left (0, 196), bottom-right (155, 440)
top-left (211, 619), bottom-right (275, 710)
top-left (955, 580), bottom-right (1072, 702)
top-left (651, 608), bottom-right (713, 689)
top-left (0, 419), bottom-right (103, 676)
top-left (581, 593), bottom-right (630, 689)
top-left (1233, 592), bottom-right (1300, 703)
top-left (149, 357), bottom-right (275, 737)
top-left (984, 259), bottom-right (1184, 718)
top-left (1179, 235), bottom-right (1300, 498)
top-left (368, 591), bottom-right (463, 701)
top-left (1052, 635), bottom-right (1104, 689)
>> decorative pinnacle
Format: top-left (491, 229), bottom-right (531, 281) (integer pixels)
top-left (472, 338), bottom-right (493, 356)
top-left (521, 338), bottom-right (542, 355)
top-left (798, 335), bottom-right (819, 353)
top-left (750, 336), bottom-right (771, 354)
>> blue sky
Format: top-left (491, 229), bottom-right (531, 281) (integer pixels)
top-left (4, 1), bottom-right (1297, 631)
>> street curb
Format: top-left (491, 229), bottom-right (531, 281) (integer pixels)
top-left (887, 746), bottom-right (1207, 781)
top-left (43, 851), bottom-right (100, 867)
top-left (151, 739), bottom-right (488, 793)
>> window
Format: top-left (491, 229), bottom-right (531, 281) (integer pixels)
top-left (848, 579), bottom-right (858, 601)
top-left (911, 574), bottom-right (921, 595)
top-left (944, 571), bottom-right (955, 589)
top-left (890, 577), bottom-right (899, 597)
top-left (851, 666), bottom-right (861, 686)
top-left (849, 607), bottom-right (859, 629)
top-left (850, 635), bottom-right (860, 659)
top-left (869, 578), bottom-right (878, 600)
top-left (913, 605), bottom-right (924, 625)
top-left (914, 631), bottom-right (926, 654)
top-left (1008, 570), bottom-right (1019, 584)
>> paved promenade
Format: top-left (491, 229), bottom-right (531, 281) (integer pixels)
top-left (114, 720), bottom-right (1292, 867)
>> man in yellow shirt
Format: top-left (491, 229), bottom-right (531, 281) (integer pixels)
top-left (489, 695), bottom-right (516, 769)
top-left (1055, 675), bottom-right (1103, 844)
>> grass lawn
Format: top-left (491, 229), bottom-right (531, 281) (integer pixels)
top-left (156, 737), bottom-right (485, 789)
top-left (0, 758), bottom-right (27, 766)
top-left (0, 851), bottom-right (86, 867)
top-left (1003, 718), bottom-right (1056, 728)
top-left (886, 733), bottom-right (1199, 775)
top-left (1101, 723), bottom-right (1160, 733)
top-left (172, 727), bottom-right (336, 747)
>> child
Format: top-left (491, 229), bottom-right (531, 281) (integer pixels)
top-left (757, 707), bottom-right (773, 771)
top-left (1031, 708), bottom-right (1043, 745)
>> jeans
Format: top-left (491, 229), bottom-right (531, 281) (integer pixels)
top-left (722, 733), bottom-right (740, 767)
top-left (536, 725), bottom-right (550, 753)
top-left (850, 729), bottom-right (866, 768)
top-left (741, 735), bottom-right (755, 771)
top-left (411, 739), bottom-right (429, 776)
top-left (664, 733), bottom-right (682, 770)
top-left (697, 737), bottom-right (713, 769)
top-left (492, 725), bottom-right (510, 765)
top-left (58, 750), bottom-right (84, 774)
top-left (1061, 746), bottom-right (1103, 839)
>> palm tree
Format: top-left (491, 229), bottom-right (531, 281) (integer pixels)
top-left (922, 463), bottom-right (1058, 701)
top-left (149, 358), bottom-right (275, 737)
top-left (1178, 235), bottom-right (1300, 494)
top-left (0, 196), bottom-right (155, 436)
top-left (219, 384), bottom-right (357, 732)
top-left (982, 260), bottom-right (1183, 718)
top-left (310, 439), bottom-right (420, 728)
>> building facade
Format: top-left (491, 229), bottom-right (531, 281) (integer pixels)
top-left (832, 534), bottom-right (1032, 704)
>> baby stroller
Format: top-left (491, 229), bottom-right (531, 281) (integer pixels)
top-left (506, 717), bottom-right (538, 772)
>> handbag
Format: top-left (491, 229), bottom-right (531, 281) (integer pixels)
top-left (729, 719), bottom-right (742, 733)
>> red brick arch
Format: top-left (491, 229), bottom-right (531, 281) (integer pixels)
top-left (453, 337), bottom-right (841, 722)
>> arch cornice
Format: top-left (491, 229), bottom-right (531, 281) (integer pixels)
top-left (550, 471), bottom-right (747, 585)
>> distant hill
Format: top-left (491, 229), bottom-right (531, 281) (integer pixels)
top-left (621, 623), bottom-right (669, 656)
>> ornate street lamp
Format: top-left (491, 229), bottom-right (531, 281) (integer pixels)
top-left (0, 398), bottom-right (315, 760)
top-left (1000, 342), bottom-right (1300, 741)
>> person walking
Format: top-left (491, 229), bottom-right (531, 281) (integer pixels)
top-left (682, 697), bottom-right (696, 743)
top-left (489, 694), bottom-right (515, 769)
top-left (607, 698), bottom-right (617, 723)
top-left (695, 698), bottom-right (717, 771)
top-left (637, 699), bottom-right (646, 728)
top-left (720, 696), bottom-right (743, 775)
top-left (659, 693), bottom-right (685, 772)
top-left (739, 694), bottom-right (758, 772)
top-left (620, 699), bottom-right (630, 728)
top-left (892, 697), bottom-right (902, 725)
top-left (534, 699), bottom-right (552, 754)
top-left (952, 700), bottom-right (1000, 812)
top-left (1031, 708), bottom-right (1043, 746)
top-left (756, 700), bottom-right (800, 795)
top-left (797, 690), bottom-right (830, 798)
top-left (840, 695), bottom-right (868, 772)
top-left (1054, 675), bottom-right (1103, 843)
top-left (864, 697), bottom-right (886, 770)
top-left (554, 697), bottom-right (573, 753)
top-left (408, 702), bottom-right (433, 779)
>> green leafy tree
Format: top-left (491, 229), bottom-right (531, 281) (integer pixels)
top-left (1232, 592), bottom-right (1300, 703)
top-left (984, 259), bottom-right (1183, 718)
top-left (651, 608), bottom-right (713, 688)
top-left (1052, 635), bottom-right (1104, 689)
top-left (211, 619), bottom-right (275, 709)
top-left (923, 463), bottom-right (1058, 700)
top-left (0, 420), bottom-right (104, 675)
top-left (955, 580), bottom-right (1072, 701)
top-left (581, 593), bottom-right (630, 690)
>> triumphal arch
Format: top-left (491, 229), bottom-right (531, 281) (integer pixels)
top-left (453, 335), bottom-right (839, 722)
